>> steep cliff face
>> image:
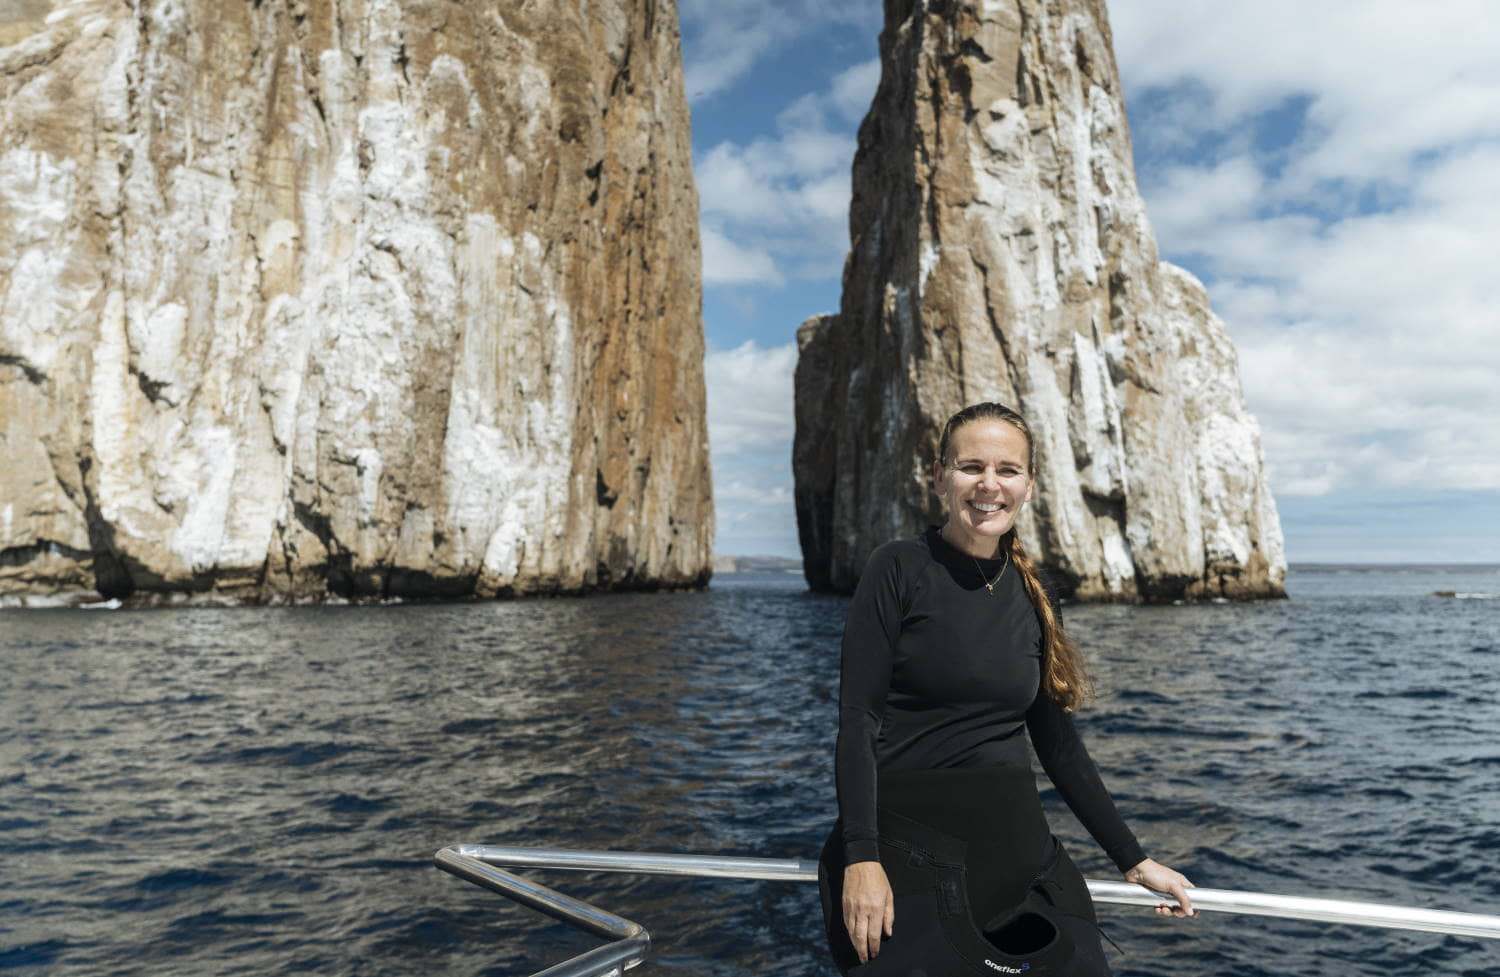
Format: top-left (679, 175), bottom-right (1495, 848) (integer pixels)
top-left (0, 0), bottom-right (712, 602)
top-left (794, 0), bottom-right (1284, 600)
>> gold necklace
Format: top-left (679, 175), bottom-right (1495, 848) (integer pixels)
top-left (972, 550), bottom-right (1009, 595)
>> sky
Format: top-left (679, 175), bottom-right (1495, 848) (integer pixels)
top-left (677, 0), bottom-right (1500, 564)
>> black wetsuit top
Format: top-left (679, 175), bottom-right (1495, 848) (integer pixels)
top-left (835, 527), bottom-right (1146, 873)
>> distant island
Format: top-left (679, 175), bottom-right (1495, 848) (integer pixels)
top-left (712, 555), bottom-right (804, 574)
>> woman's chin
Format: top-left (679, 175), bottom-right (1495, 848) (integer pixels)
top-left (959, 514), bottom-right (1014, 539)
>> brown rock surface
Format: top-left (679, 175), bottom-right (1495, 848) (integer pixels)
top-left (0, 0), bottom-right (711, 602)
top-left (794, 0), bottom-right (1284, 600)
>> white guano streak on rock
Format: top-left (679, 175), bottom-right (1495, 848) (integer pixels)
top-left (0, 149), bottom-right (74, 377)
top-left (1067, 331), bottom-right (1125, 501)
top-left (163, 424), bottom-right (237, 572)
top-left (445, 218), bottom-right (577, 586)
top-left (89, 290), bottom-right (139, 530)
top-left (918, 242), bottom-right (940, 298)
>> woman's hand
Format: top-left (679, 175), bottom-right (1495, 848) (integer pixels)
top-left (843, 860), bottom-right (894, 962)
top-left (1124, 858), bottom-right (1198, 917)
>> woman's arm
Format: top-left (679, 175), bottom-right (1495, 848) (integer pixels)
top-left (1026, 696), bottom-right (1198, 915)
top-left (1024, 692), bottom-right (1146, 872)
top-left (1024, 585), bottom-right (1197, 915)
top-left (834, 544), bottom-right (904, 863)
top-left (835, 544), bottom-right (906, 960)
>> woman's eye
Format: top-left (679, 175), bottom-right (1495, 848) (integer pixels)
top-left (960, 465), bottom-right (983, 474)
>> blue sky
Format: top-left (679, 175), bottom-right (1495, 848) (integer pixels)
top-left (678, 0), bottom-right (1500, 563)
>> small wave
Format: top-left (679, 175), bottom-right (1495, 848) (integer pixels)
top-left (0, 940), bottom-right (67, 968)
top-left (326, 793), bottom-right (392, 815)
top-left (361, 913), bottom-right (466, 951)
top-left (205, 741), bottom-right (368, 768)
top-left (1455, 754), bottom-right (1500, 769)
top-left (1354, 687), bottom-right (1452, 701)
top-left (161, 908), bottom-right (298, 942)
top-left (1430, 590), bottom-right (1500, 599)
top-left (0, 816), bottom-right (43, 833)
top-left (439, 717), bottom-right (504, 735)
top-left (136, 867), bottom-right (234, 893)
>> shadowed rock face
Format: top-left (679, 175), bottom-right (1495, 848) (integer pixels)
top-left (0, 0), bottom-right (712, 602)
top-left (794, 0), bottom-right (1285, 601)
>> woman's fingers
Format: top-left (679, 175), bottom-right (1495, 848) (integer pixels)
top-left (849, 913), bottom-right (869, 963)
top-left (1173, 878), bottom-right (1197, 917)
top-left (843, 862), bottom-right (894, 962)
top-left (1162, 874), bottom-right (1197, 917)
top-left (842, 905), bottom-right (877, 961)
top-left (1162, 873), bottom-right (1196, 917)
top-left (843, 897), bottom-right (888, 961)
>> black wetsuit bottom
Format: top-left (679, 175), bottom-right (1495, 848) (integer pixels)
top-left (819, 767), bottom-right (1111, 976)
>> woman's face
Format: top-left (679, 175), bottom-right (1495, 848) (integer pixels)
top-left (931, 419), bottom-right (1034, 555)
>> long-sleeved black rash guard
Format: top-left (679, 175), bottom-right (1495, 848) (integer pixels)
top-left (835, 527), bottom-right (1146, 873)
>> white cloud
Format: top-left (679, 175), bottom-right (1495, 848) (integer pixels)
top-left (1137, 156), bottom-right (1263, 245)
top-left (715, 480), bottom-right (794, 506)
top-left (677, 0), bottom-right (880, 101)
top-left (829, 57), bottom-right (882, 122)
top-left (701, 226), bottom-right (782, 286)
top-left (704, 341), bottom-right (801, 556)
top-left (705, 341), bottom-right (797, 456)
top-left (1111, 1), bottom-right (1500, 159)
top-left (693, 57), bottom-right (880, 289)
top-left (1109, 0), bottom-right (1500, 502)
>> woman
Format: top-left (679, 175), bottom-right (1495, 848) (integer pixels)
top-left (818, 402), bottom-right (1196, 976)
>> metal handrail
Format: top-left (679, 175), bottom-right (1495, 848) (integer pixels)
top-left (435, 844), bottom-right (1500, 976)
top-left (434, 847), bottom-right (649, 977)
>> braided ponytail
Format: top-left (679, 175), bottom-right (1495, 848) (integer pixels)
top-left (1008, 535), bottom-right (1094, 711)
top-left (938, 402), bottom-right (1095, 712)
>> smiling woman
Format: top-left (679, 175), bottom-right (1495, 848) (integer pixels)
top-left (931, 407), bottom-right (1035, 559)
top-left (818, 402), bottom-right (1197, 976)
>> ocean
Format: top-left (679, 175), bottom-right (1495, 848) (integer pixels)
top-left (2, 564), bottom-right (1498, 976)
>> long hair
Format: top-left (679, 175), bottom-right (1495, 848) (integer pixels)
top-left (937, 403), bottom-right (1095, 711)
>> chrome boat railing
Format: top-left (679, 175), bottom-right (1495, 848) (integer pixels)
top-left (435, 844), bottom-right (1500, 977)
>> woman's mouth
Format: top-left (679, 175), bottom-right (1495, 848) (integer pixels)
top-left (967, 501), bottom-right (1002, 515)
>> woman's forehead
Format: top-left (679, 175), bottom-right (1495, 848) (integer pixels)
top-left (948, 419), bottom-right (1030, 460)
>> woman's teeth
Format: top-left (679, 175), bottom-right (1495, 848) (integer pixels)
top-left (969, 502), bottom-right (1001, 513)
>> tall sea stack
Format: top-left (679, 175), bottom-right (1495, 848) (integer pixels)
top-left (794, 0), bottom-right (1285, 600)
top-left (0, 0), bottom-right (712, 601)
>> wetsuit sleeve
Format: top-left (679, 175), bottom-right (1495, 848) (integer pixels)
top-left (835, 544), bottom-right (905, 865)
top-left (1026, 692), bottom-right (1146, 873)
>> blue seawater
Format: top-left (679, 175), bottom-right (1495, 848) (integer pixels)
top-left (1, 565), bottom-right (1498, 976)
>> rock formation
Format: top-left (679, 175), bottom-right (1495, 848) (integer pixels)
top-left (0, 0), bottom-right (712, 602)
top-left (794, 0), bottom-right (1285, 600)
